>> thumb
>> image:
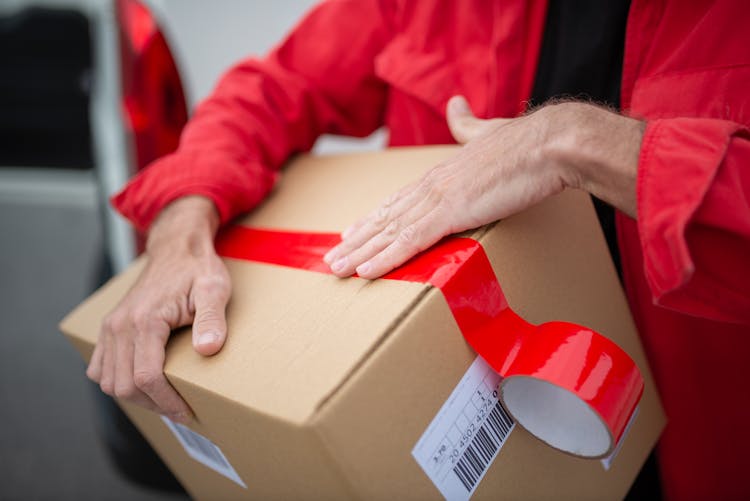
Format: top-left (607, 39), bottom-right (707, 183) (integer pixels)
top-left (191, 276), bottom-right (231, 356)
top-left (447, 95), bottom-right (484, 144)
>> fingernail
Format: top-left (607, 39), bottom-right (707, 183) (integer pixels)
top-left (197, 332), bottom-right (219, 346)
top-left (450, 95), bottom-right (469, 114)
top-left (341, 226), bottom-right (354, 239)
top-left (331, 256), bottom-right (348, 273)
top-left (323, 249), bottom-right (337, 264)
top-left (356, 262), bottom-right (371, 276)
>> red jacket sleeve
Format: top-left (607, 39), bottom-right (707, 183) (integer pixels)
top-left (112, 0), bottom-right (393, 231)
top-left (637, 117), bottom-right (750, 325)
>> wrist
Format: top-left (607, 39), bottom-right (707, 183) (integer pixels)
top-left (146, 196), bottom-right (220, 256)
top-left (546, 103), bottom-right (644, 217)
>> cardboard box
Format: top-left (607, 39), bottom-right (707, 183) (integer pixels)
top-left (60, 146), bottom-right (665, 500)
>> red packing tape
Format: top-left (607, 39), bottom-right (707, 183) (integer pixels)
top-left (215, 226), bottom-right (644, 458)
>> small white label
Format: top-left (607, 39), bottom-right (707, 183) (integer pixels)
top-left (161, 416), bottom-right (247, 488)
top-left (601, 406), bottom-right (639, 471)
top-left (412, 356), bottom-right (515, 501)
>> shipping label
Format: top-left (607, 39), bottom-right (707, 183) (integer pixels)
top-left (412, 356), bottom-right (515, 501)
top-left (161, 416), bottom-right (247, 488)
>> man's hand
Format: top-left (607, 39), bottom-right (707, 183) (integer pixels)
top-left (324, 96), bottom-right (644, 279)
top-left (86, 196), bottom-right (230, 423)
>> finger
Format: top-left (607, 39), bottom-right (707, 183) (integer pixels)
top-left (447, 95), bottom-right (482, 144)
top-left (133, 319), bottom-right (193, 422)
top-left (339, 215), bottom-right (366, 241)
top-left (191, 273), bottom-right (231, 356)
top-left (355, 209), bottom-right (448, 279)
top-left (325, 183), bottom-right (421, 268)
top-left (99, 330), bottom-right (116, 396)
top-left (447, 95), bottom-right (507, 144)
top-left (113, 327), bottom-right (160, 412)
top-left (86, 338), bottom-right (104, 382)
top-left (325, 191), bottom-right (407, 265)
top-left (335, 184), bottom-right (415, 243)
top-left (329, 195), bottom-right (437, 277)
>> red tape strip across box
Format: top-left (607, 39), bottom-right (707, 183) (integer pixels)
top-left (215, 226), bottom-right (644, 458)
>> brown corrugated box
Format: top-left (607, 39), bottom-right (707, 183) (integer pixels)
top-left (60, 146), bottom-right (665, 500)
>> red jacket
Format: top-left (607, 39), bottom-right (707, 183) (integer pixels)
top-left (114, 1), bottom-right (750, 498)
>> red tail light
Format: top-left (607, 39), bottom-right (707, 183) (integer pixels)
top-left (116, 0), bottom-right (187, 172)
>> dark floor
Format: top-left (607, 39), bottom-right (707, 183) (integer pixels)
top-left (0, 184), bottom-right (185, 501)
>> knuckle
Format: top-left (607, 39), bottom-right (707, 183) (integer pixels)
top-left (85, 364), bottom-right (99, 382)
top-left (372, 205), bottom-right (390, 227)
top-left (423, 166), bottom-right (439, 181)
top-left (130, 309), bottom-right (154, 333)
top-left (426, 179), bottom-right (450, 205)
top-left (100, 328), bottom-right (116, 346)
top-left (100, 379), bottom-right (115, 396)
top-left (194, 307), bottom-right (222, 327)
top-left (381, 191), bottom-right (400, 208)
top-left (423, 163), bottom-right (448, 183)
top-left (424, 189), bottom-right (442, 210)
top-left (102, 312), bottom-right (125, 334)
top-left (194, 274), bottom-right (230, 299)
top-left (383, 219), bottom-right (401, 239)
top-left (417, 179), bottom-right (440, 204)
top-left (114, 381), bottom-right (137, 400)
top-left (157, 302), bottom-right (182, 325)
top-left (397, 224), bottom-right (421, 250)
top-left (133, 370), bottom-right (160, 392)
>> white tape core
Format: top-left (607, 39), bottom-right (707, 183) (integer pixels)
top-left (501, 376), bottom-right (612, 458)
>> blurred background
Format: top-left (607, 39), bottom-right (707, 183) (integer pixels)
top-left (0, 1), bottom-right (384, 499)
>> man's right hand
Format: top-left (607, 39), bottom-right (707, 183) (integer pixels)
top-left (86, 196), bottom-right (231, 423)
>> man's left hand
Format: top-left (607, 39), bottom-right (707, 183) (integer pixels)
top-left (324, 96), bottom-right (644, 279)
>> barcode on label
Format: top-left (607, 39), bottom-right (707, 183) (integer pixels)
top-left (412, 356), bottom-right (516, 501)
top-left (452, 401), bottom-right (514, 492)
top-left (161, 417), bottom-right (247, 488)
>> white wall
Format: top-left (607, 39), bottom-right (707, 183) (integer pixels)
top-left (156, 0), bottom-right (386, 154)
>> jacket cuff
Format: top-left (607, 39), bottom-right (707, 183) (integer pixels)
top-left (111, 150), bottom-right (278, 232)
top-left (637, 117), bottom-right (739, 301)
